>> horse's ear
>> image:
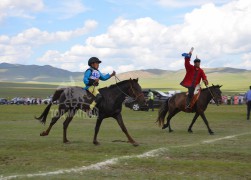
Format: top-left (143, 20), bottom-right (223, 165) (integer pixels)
top-left (136, 78), bottom-right (138, 82)
top-left (220, 85), bottom-right (223, 88)
top-left (212, 84), bottom-right (214, 86)
top-left (129, 78), bottom-right (132, 80)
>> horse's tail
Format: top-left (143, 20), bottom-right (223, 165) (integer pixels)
top-left (35, 88), bottom-right (65, 124)
top-left (156, 98), bottom-right (169, 127)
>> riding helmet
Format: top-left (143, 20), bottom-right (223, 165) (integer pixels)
top-left (88, 57), bottom-right (102, 66)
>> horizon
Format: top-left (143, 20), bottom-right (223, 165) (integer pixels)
top-left (0, 62), bottom-right (250, 73)
top-left (1, 0), bottom-right (251, 73)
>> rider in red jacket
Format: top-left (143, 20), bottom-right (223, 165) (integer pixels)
top-left (180, 48), bottom-right (208, 108)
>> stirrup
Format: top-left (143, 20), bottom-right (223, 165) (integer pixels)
top-left (86, 108), bottom-right (98, 118)
top-left (185, 104), bottom-right (191, 109)
top-left (86, 109), bottom-right (93, 118)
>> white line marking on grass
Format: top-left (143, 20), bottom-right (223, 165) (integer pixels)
top-left (202, 132), bottom-right (251, 144)
top-left (1, 158), bottom-right (120, 180)
top-left (1, 132), bottom-right (250, 180)
top-left (136, 147), bottom-right (168, 158)
top-left (1, 148), bottom-right (169, 180)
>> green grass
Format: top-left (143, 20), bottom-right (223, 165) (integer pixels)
top-left (0, 82), bottom-right (59, 99)
top-left (0, 104), bottom-right (251, 179)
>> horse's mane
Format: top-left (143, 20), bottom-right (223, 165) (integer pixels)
top-left (201, 85), bottom-right (221, 92)
top-left (99, 79), bottom-right (131, 95)
top-left (100, 79), bottom-right (130, 90)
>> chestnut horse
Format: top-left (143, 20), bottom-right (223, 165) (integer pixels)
top-left (157, 85), bottom-right (222, 134)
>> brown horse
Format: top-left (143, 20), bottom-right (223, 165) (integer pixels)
top-left (156, 85), bottom-right (222, 134)
top-left (35, 78), bottom-right (145, 146)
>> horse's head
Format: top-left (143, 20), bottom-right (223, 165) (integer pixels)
top-left (209, 84), bottom-right (223, 105)
top-left (128, 78), bottom-right (146, 104)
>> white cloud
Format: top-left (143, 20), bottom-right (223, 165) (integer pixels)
top-left (48, 0), bottom-right (88, 19)
top-left (101, 66), bottom-right (114, 74)
top-left (3, 0), bottom-right (251, 72)
top-left (0, 0), bottom-right (88, 22)
top-left (38, 0), bottom-right (251, 72)
top-left (38, 0), bottom-right (251, 71)
top-left (156, 0), bottom-right (232, 8)
top-left (239, 53), bottom-right (251, 69)
top-left (118, 64), bottom-right (135, 73)
top-left (11, 20), bottom-right (97, 45)
top-left (0, 20), bottom-right (97, 64)
top-left (0, 0), bottom-right (44, 21)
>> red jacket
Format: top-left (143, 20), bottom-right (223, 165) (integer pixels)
top-left (180, 57), bottom-right (208, 88)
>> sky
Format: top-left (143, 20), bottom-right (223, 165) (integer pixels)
top-left (0, 0), bottom-right (251, 73)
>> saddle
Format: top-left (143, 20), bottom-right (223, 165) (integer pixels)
top-left (185, 84), bottom-right (201, 109)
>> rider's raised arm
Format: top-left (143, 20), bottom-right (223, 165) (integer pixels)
top-left (182, 53), bottom-right (193, 71)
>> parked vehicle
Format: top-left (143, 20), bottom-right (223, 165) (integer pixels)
top-left (124, 90), bottom-right (169, 111)
top-left (26, 97), bottom-right (37, 105)
top-left (42, 96), bottom-right (58, 104)
top-left (10, 97), bottom-right (25, 105)
top-left (42, 97), bottom-right (52, 104)
top-left (0, 98), bottom-right (9, 105)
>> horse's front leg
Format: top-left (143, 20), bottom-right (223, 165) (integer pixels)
top-left (93, 116), bottom-right (104, 145)
top-left (188, 112), bottom-right (199, 133)
top-left (114, 113), bottom-right (139, 146)
top-left (200, 112), bottom-right (214, 135)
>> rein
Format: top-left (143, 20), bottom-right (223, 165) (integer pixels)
top-left (205, 85), bottom-right (219, 106)
top-left (114, 76), bottom-right (144, 100)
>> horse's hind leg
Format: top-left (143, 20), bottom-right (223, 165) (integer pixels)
top-left (40, 106), bottom-right (67, 136)
top-left (200, 112), bottom-right (214, 135)
top-left (163, 109), bottom-right (180, 133)
top-left (63, 109), bottom-right (76, 143)
top-left (188, 113), bottom-right (199, 133)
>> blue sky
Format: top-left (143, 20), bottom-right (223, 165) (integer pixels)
top-left (0, 0), bottom-right (251, 73)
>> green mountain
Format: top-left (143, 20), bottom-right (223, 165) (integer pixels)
top-left (115, 68), bottom-right (250, 93)
top-left (0, 63), bottom-right (250, 93)
top-left (0, 63), bottom-right (83, 82)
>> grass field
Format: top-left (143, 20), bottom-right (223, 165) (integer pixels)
top-left (0, 104), bottom-right (251, 179)
top-left (0, 82), bottom-right (59, 99)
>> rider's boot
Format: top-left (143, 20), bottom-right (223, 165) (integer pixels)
top-left (87, 94), bottom-right (102, 117)
top-left (186, 96), bottom-right (191, 109)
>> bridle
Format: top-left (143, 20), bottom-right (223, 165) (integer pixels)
top-left (114, 76), bottom-right (144, 101)
top-left (206, 85), bottom-right (221, 106)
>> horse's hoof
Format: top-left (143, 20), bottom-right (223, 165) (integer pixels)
top-left (132, 142), bottom-right (139, 147)
top-left (40, 131), bottom-right (48, 136)
top-left (64, 140), bottom-right (70, 144)
top-left (169, 130), bottom-right (174, 133)
top-left (162, 124), bottom-right (168, 129)
top-left (93, 141), bottom-right (100, 146)
top-left (188, 129), bottom-right (193, 133)
top-left (209, 131), bottom-right (214, 135)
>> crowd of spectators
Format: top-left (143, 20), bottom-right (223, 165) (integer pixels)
top-left (221, 94), bottom-right (246, 105)
top-left (0, 93), bottom-right (248, 105)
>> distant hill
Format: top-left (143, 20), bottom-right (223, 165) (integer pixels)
top-left (115, 67), bottom-right (251, 92)
top-left (0, 63), bottom-right (250, 92)
top-left (0, 63), bottom-right (83, 82)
